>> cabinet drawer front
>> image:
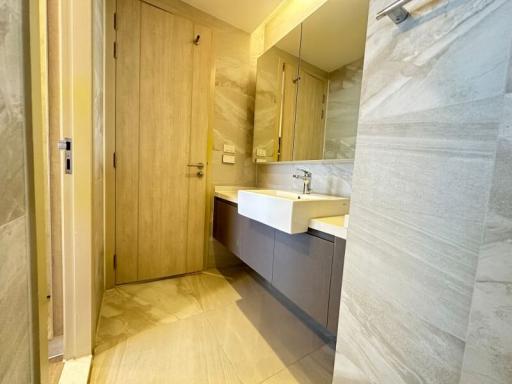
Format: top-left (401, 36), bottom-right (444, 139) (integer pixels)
top-left (327, 237), bottom-right (346, 334)
top-left (273, 232), bottom-right (334, 326)
top-left (241, 220), bottom-right (275, 281)
top-left (213, 198), bottom-right (243, 256)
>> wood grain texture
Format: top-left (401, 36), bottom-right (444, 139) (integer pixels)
top-left (187, 23), bottom-right (213, 272)
top-left (294, 69), bottom-right (327, 160)
top-left (137, 3), bottom-right (193, 280)
top-left (116, 1), bottom-right (212, 282)
top-left (47, 0), bottom-right (64, 336)
top-left (279, 62), bottom-right (298, 161)
top-left (115, 0), bottom-right (141, 283)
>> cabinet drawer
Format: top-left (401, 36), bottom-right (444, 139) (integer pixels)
top-left (240, 219), bottom-right (275, 281)
top-left (272, 231), bottom-right (334, 326)
top-left (213, 198), bottom-right (244, 256)
top-left (327, 238), bottom-right (346, 334)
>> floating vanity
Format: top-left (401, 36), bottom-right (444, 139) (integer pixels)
top-left (213, 186), bottom-right (349, 335)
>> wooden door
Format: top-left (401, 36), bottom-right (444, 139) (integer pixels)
top-left (294, 70), bottom-right (327, 160)
top-left (115, 0), bottom-right (212, 283)
top-left (278, 62), bottom-right (298, 161)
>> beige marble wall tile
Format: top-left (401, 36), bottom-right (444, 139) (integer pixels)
top-left (0, 1), bottom-right (26, 227)
top-left (460, 134), bottom-right (512, 383)
top-left (333, 0), bottom-right (512, 383)
top-left (0, 216), bottom-right (32, 384)
top-left (0, 0), bottom-right (35, 382)
top-left (325, 59), bottom-right (363, 160)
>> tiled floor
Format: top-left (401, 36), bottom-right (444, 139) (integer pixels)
top-left (90, 267), bottom-right (335, 384)
top-left (48, 357), bottom-right (64, 384)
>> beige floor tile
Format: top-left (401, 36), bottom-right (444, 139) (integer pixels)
top-left (91, 267), bottom-right (332, 384)
top-left (262, 345), bottom-right (335, 384)
top-left (95, 279), bottom-right (203, 354)
top-left (48, 357), bottom-right (64, 384)
top-left (205, 293), bottom-right (325, 384)
top-left (184, 267), bottom-right (268, 311)
top-left (90, 312), bottom-right (241, 384)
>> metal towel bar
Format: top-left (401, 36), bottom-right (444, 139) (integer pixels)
top-left (376, 0), bottom-right (414, 24)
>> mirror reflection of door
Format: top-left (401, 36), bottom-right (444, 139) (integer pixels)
top-left (278, 61), bottom-right (297, 161)
top-left (253, 0), bottom-right (369, 163)
top-left (294, 69), bottom-right (328, 160)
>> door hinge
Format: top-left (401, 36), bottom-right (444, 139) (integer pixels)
top-left (113, 12), bottom-right (117, 30)
top-left (113, 152), bottom-right (116, 168)
top-left (113, 254), bottom-right (117, 270)
top-left (113, 41), bottom-right (117, 59)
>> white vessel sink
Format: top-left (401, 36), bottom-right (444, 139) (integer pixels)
top-left (238, 189), bottom-right (349, 234)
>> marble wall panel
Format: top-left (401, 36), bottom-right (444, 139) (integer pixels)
top-left (210, 27), bottom-right (256, 187)
top-left (325, 59), bottom-right (363, 160)
top-left (0, 217), bottom-right (32, 384)
top-left (0, 0), bottom-right (35, 382)
top-left (0, 1), bottom-right (26, 227)
top-left (256, 161), bottom-right (353, 197)
top-left (333, 0), bottom-right (512, 383)
top-left (459, 93), bottom-right (512, 383)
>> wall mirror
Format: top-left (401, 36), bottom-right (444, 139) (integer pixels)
top-left (253, 0), bottom-right (369, 162)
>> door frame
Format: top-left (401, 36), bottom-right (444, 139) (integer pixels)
top-left (27, 0), bottom-right (50, 381)
top-left (60, 0), bottom-right (94, 359)
top-left (105, 0), bottom-right (116, 289)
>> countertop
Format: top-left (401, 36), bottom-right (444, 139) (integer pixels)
top-left (214, 186), bottom-right (349, 239)
top-left (308, 215), bottom-right (349, 239)
top-left (214, 186), bottom-right (254, 204)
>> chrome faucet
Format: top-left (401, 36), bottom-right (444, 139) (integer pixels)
top-left (293, 169), bottom-right (312, 194)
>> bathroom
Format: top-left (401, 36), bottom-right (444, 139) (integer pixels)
top-left (1, 0), bottom-right (511, 383)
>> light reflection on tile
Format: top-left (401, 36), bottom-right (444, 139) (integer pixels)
top-left (262, 345), bottom-right (335, 384)
top-left (91, 267), bottom-right (332, 384)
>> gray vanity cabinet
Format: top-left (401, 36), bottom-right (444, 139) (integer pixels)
top-left (213, 198), bottom-right (245, 257)
top-left (240, 219), bottom-right (275, 281)
top-left (272, 231), bottom-right (334, 326)
top-left (213, 196), bottom-right (346, 335)
top-left (327, 238), bottom-right (346, 334)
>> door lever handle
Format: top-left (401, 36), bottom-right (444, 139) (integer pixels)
top-left (187, 162), bottom-right (204, 169)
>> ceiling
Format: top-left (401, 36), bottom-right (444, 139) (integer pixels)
top-left (276, 0), bottom-right (369, 72)
top-left (180, 0), bottom-right (285, 33)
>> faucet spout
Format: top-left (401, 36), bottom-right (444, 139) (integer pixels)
top-left (292, 169), bottom-right (312, 194)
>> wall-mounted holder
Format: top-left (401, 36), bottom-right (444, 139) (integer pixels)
top-left (376, 0), bottom-right (413, 25)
